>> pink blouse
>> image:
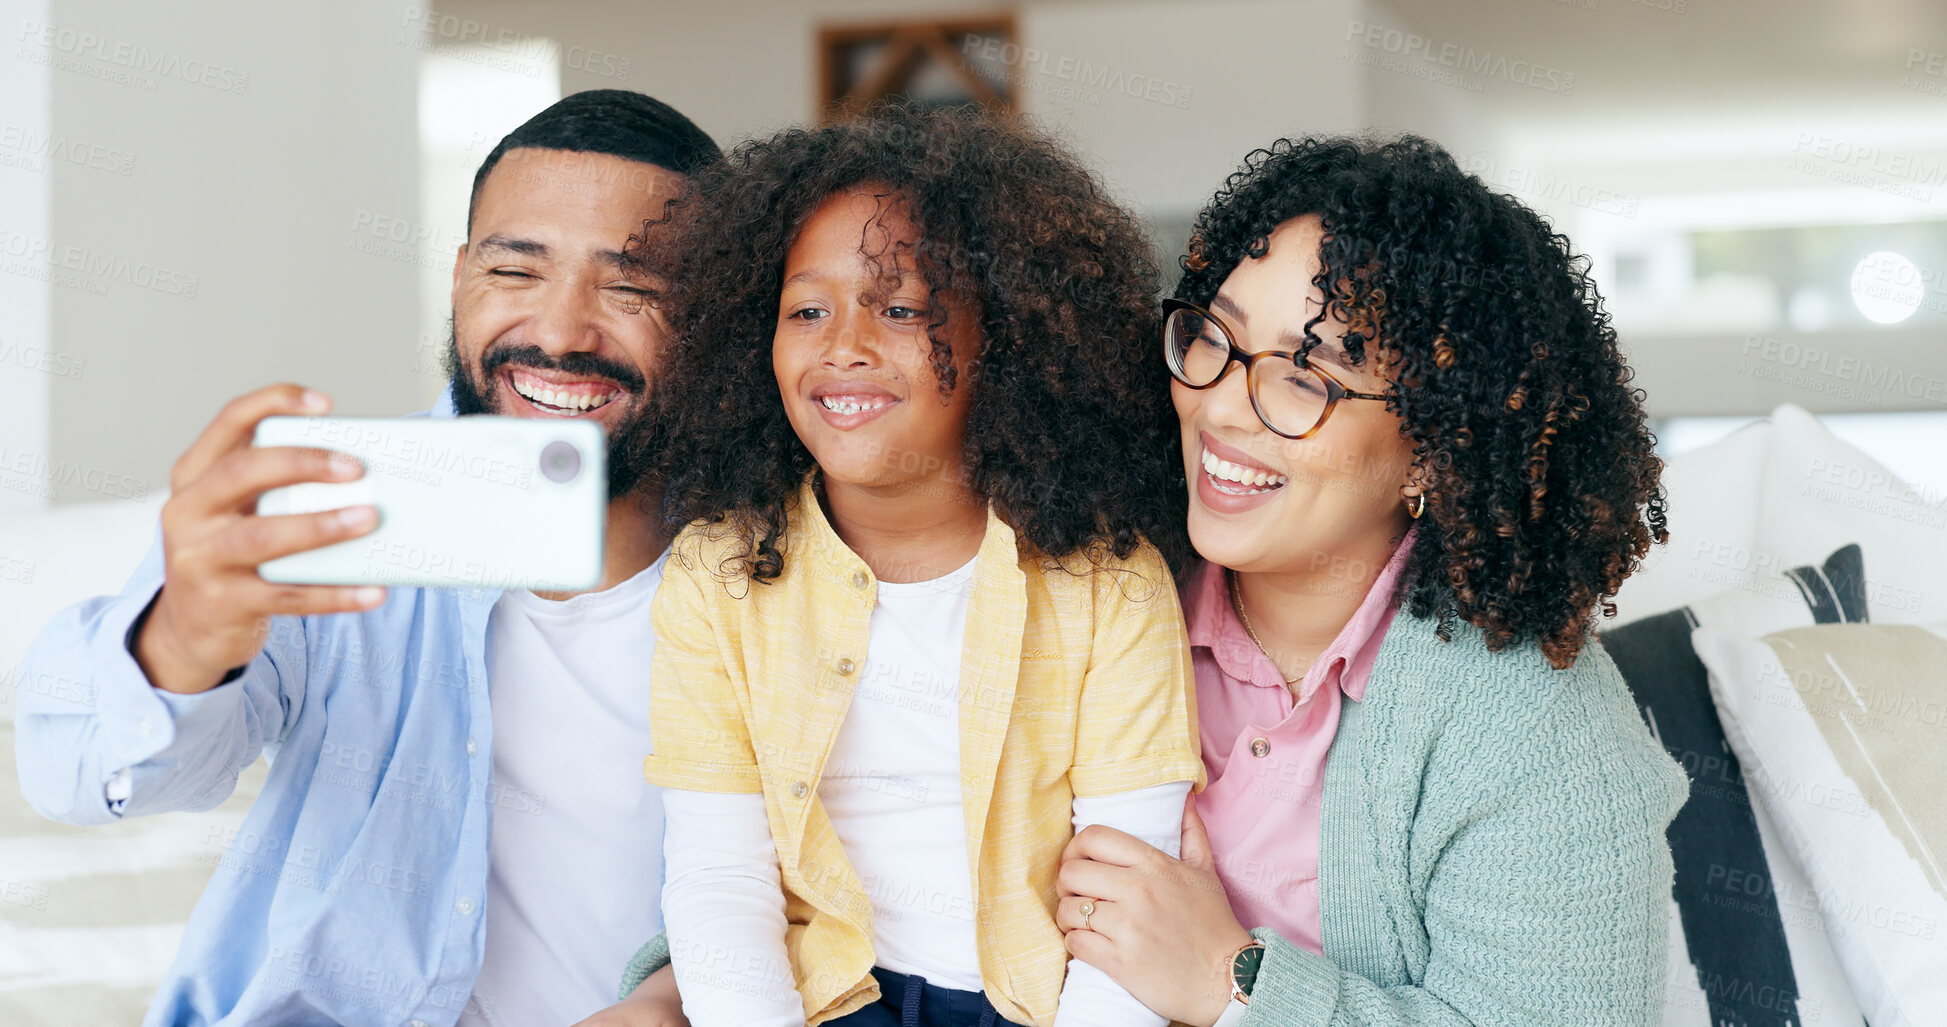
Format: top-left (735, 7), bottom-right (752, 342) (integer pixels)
top-left (1185, 527), bottom-right (1417, 953)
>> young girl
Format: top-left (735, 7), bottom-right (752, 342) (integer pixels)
top-left (620, 106), bottom-right (1203, 1027)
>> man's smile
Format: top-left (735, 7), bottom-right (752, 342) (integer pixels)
top-left (503, 366), bottom-right (627, 416)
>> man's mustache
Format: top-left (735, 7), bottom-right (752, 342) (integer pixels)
top-left (479, 343), bottom-right (646, 395)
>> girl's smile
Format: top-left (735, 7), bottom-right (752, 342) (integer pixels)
top-left (809, 380), bottom-right (903, 430)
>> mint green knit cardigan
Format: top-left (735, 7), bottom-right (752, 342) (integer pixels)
top-left (621, 607), bottom-right (1689, 1027)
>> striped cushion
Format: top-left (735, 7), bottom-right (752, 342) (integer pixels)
top-left (1600, 544), bottom-right (1868, 1027)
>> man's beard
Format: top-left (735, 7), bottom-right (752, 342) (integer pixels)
top-left (443, 324), bottom-right (654, 502)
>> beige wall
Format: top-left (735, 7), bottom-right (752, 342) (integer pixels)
top-left (0, 0), bottom-right (52, 513)
top-left (433, 0), bottom-right (1375, 220)
top-left (35, 0), bottom-right (422, 504)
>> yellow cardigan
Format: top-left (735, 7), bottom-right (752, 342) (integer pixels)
top-left (644, 479), bottom-right (1203, 1026)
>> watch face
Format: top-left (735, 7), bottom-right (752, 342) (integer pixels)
top-left (1232, 942), bottom-right (1265, 997)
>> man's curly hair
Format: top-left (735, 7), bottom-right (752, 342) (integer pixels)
top-left (628, 104), bottom-right (1188, 581)
top-left (1177, 135), bottom-right (1667, 668)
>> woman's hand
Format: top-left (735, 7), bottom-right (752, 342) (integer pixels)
top-left (568, 964), bottom-right (690, 1027)
top-left (1056, 795), bottom-right (1252, 1027)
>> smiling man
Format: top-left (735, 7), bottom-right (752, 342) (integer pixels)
top-left (14, 91), bottom-right (714, 1027)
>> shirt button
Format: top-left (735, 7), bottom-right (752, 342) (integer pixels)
top-left (791, 781), bottom-right (809, 799)
top-left (455, 897), bottom-right (476, 915)
top-left (138, 718), bottom-right (153, 736)
top-left (1250, 737), bottom-right (1271, 758)
top-left (852, 571), bottom-right (869, 588)
top-left (836, 658), bottom-right (855, 676)
top-left (410, 1021), bottom-right (429, 1027)
top-left (466, 738), bottom-right (477, 756)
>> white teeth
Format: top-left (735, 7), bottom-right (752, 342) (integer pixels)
top-left (1200, 448), bottom-right (1288, 489)
top-left (820, 396), bottom-right (889, 416)
top-left (511, 375), bottom-right (618, 413)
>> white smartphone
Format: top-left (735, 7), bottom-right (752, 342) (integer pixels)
top-left (252, 416), bottom-right (606, 591)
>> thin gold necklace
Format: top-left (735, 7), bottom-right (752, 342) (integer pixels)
top-left (1228, 569), bottom-right (1302, 685)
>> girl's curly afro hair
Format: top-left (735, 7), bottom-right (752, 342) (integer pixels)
top-left (628, 103), bottom-right (1189, 580)
top-left (1178, 135), bottom-right (1667, 668)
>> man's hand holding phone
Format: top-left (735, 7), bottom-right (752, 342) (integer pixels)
top-left (135, 384), bottom-right (387, 695)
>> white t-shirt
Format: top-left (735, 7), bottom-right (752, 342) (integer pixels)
top-left (459, 553), bottom-right (668, 1027)
top-left (820, 556), bottom-right (983, 987)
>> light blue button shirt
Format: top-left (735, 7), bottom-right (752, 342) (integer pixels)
top-left (11, 395), bottom-right (615, 1027)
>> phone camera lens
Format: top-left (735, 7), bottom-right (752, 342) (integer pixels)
top-left (540, 441), bottom-right (581, 483)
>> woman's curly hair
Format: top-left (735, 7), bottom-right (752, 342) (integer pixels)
top-left (1177, 135), bottom-right (1666, 668)
top-left (628, 103), bottom-right (1188, 581)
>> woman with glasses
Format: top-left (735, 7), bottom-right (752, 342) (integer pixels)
top-left (1052, 136), bottom-right (1687, 1027)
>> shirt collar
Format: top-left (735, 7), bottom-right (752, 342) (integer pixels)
top-left (1182, 524), bottom-right (1418, 700)
top-left (1329, 525), bottom-right (1416, 702)
top-left (1183, 558), bottom-right (1284, 690)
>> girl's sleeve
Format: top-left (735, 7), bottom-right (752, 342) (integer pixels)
top-left (661, 788), bottom-right (805, 1027)
top-left (1055, 781), bottom-right (1194, 1027)
top-left (643, 534), bottom-right (800, 1023)
top-left (1069, 546), bottom-right (1204, 797)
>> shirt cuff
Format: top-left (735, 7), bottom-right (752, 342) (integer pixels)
top-left (1214, 998), bottom-right (1250, 1027)
top-left (95, 585), bottom-right (255, 813)
top-left (1067, 748), bottom-right (1203, 798)
top-left (88, 584), bottom-right (192, 771)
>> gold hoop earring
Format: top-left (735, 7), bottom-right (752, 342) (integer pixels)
top-left (1406, 492), bottom-right (1425, 519)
